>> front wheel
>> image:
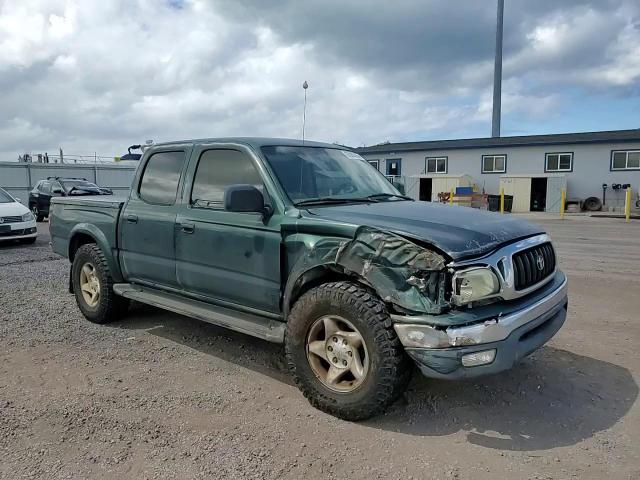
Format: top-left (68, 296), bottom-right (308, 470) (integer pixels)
top-left (285, 281), bottom-right (412, 421)
top-left (72, 244), bottom-right (129, 324)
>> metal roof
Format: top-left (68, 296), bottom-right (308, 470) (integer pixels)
top-left (355, 129), bottom-right (640, 154)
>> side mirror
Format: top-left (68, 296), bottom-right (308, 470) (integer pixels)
top-left (52, 188), bottom-right (64, 194)
top-left (224, 184), bottom-right (267, 214)
top-left (15, 198), bottom-right (21, 203)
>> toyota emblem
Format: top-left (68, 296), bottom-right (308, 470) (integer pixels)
top-left (536, 252), bottom-right (544, 271)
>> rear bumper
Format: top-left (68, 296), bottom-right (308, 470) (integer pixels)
top-left (394, 272), bottom-right (568, 379)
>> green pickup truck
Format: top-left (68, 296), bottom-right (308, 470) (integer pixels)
top-left (50, 137), bottom-right (568, 420)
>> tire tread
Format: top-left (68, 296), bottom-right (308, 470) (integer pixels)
top-left (285, 281), bottom-right (412, 421)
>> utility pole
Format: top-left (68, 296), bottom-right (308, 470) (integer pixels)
top-left (302, 81), bottom-right (309, 144)
top-left (492, 0), bottom-right (504, 138)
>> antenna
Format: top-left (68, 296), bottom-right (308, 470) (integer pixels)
top-left (302, 81), bottom-right (309, 144)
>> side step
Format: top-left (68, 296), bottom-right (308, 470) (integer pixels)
top-left (113, 283), bottom-right (285, 343)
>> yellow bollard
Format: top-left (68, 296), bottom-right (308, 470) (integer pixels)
top-left (450, 187), bottom-right (454, 206)
top-left (560, 188), bottom-right (566, 219)
top-left (499, 188), bottom-right (504, 214)
top-left (625, 187), bottom-right (632, 223)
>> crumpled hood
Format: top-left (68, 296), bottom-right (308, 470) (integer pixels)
top-left (305, 201), bottom-right (544, 260)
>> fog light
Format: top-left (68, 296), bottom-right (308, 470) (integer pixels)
top-left (461, 349), bottom-right (496, 367)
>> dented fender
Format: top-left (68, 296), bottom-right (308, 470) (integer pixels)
top-left (283, 226), bottom-right (450, 318)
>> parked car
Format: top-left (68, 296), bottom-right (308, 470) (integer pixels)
top-left (49, 138), bottom-right (568, 420)
top-left (0, 187), bottom-right (37, 244)
top-left (29, 177), bottom-right (113, 221)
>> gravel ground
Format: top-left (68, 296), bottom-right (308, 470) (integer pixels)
top-left (1, 217), bottom-right (639, 479)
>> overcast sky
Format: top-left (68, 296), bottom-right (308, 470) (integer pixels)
top-left (0, 0), bottom-right (639, 160)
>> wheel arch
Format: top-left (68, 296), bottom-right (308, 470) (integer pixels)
top-left (283, 264), bottom-right (374, 320)
top-left (68, 224), bottom-right (124, 282)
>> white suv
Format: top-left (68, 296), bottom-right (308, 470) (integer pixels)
top-left (0, 187), bottom-right (37, 244)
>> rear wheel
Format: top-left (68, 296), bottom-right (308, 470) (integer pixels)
top-left (285, 281), bottom-right (412, 421)
top-left (30, 204), bottom-right (44, 222)
top-left (72, 244), bottom-right (129, 324)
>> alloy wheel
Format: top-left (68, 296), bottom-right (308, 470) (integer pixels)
top-left (306, 315), bottom-right (369, 393)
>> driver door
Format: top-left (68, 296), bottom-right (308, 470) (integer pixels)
top-left (175, 145), bottom-right (282, 314)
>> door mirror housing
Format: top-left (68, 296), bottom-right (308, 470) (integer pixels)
top-left (52, 188), bottom-right (64, 194)
top-left (224, 184), bottom-right (266, 214)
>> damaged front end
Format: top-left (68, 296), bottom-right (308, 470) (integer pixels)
top-left (285, 226), bottom-right (451, 316)
top-left (335, 227), bottom-right (449, 314)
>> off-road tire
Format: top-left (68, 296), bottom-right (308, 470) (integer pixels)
top-left (72, 244), bottom-right (129, 324)
top-left (285, 281), bottom-right (412, 421)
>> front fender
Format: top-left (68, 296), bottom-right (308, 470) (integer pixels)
top-left (283, 226), bottom-right (450, 319)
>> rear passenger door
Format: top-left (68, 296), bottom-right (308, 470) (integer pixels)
top-left (119, 146), bottom-right (191, 288)
top-left (175, 145), bottom-right (282, 314)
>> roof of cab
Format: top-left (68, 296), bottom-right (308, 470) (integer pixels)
top-left (152, 137), bottom-right (348, 150)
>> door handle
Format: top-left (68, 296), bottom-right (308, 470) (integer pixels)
top-left (126, 214), bottom-right (138, 223)
top-left (181, 223), bottom-right (195, 234)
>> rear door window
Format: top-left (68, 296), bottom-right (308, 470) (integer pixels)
top-left (138, 151), bottom-right (186, 205)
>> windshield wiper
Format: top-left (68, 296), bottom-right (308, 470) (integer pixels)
top-left (366, 193), bottom-right (413, 201)
top-left (294, 197), bottom-right (375, 207)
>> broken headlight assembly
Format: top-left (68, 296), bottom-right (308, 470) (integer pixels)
top-left (451, 267), bottom-right (500, 306)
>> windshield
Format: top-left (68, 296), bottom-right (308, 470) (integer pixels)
top-left (0, 188), bottom-right (14, 203)
top-left (59, 180), bottom-right (100, 193)
top-left (261, 146), bottom-right (401, 204)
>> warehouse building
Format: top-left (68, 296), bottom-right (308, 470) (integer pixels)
top-left (356, 129), bottom-right (640, 213)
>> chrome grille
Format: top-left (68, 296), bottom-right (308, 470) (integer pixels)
top-left (512, 243), bottom-right (555, 291)
top-left (0, 215), bottom-right (22, 223)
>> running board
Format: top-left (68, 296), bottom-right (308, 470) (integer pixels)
top-left (113, 283), bottom-right (285, 343)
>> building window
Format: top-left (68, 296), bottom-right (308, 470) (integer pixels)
top-left (368, 159), bottom-right (380, 170)
top-left (545, 152), bottom-right (573, 172)
top-left (426, 156), bottom-right (447, 174)
top-left (386, 158), bottom-right (402, 176)
top-left (611, 150), bottom-right (640, 171)
top-left (482, 154), bottom-right (506, 174)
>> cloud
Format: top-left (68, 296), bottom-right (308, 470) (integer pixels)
top-left (0, 0), bottom-right (638, 160)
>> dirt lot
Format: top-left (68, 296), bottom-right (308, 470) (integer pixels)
top-left (1, 216), bottom-right (639, 480)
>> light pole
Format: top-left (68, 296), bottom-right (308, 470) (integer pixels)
top-left (302, 81), bottom-right (309, 143)
top-left (492, 0), bottom-right (504, 138)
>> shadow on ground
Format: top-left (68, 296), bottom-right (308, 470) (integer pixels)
top-left (115, 305), bottom-right (638, 452)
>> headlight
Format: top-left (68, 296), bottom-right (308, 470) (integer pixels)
top-left (22, 212), bottom-right (34, 222)
top-left (452, 267), bottom-right (500, 305)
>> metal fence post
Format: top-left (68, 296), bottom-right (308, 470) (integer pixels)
top-left (499, 187), bottom-right (504, 213)
top-left (625, 187), bottom-right (632, 223)
top-left (449, 188), bottom-right (454, 206)
top-left (560, 188), bottom-right (566, 219)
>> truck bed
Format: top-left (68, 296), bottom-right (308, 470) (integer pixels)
top-left (49, 196), bottom-right (127, 263)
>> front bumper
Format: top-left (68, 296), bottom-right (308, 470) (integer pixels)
top-left (393, 271), bottom-right (568, 379)
top-left (0, 220), bottom-right (37, 241)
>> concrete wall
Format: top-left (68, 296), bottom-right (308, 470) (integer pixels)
top-left (0, 162), bottom-right (137, 204)
top-left (362, 141), bottom-right (640, 210)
